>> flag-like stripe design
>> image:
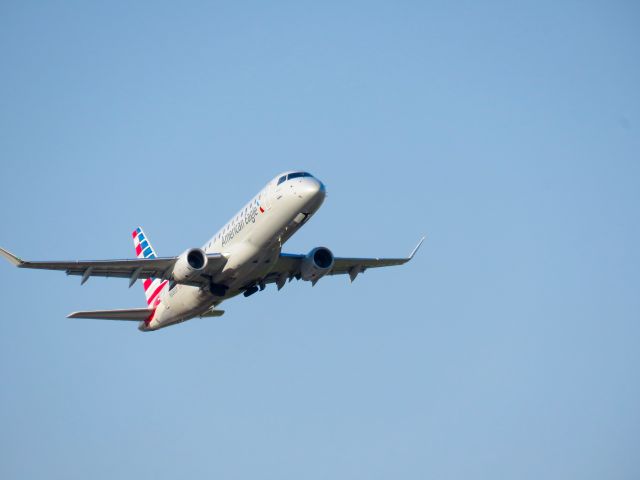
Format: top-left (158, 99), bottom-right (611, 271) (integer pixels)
top-left (147, 281), bottom-right (167, 306)
top-left (132, 227), bottom-right (168, 306)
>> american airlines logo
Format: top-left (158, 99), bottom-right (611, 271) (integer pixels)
top-left (221, 204), bottom-right (261, 247)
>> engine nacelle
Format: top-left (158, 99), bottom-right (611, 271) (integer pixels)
top-left (300, 247), bottom-right (334, 282)
top-left (172, 248), bottom-right (208, 282)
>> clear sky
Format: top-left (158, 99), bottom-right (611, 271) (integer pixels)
top-left (1, 1), bottom-right (638, 479)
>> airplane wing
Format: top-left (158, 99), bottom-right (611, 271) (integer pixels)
top-left (269, 237), bottom-right (424, 286)
top-left (0, 247), bottom-right (227, 287)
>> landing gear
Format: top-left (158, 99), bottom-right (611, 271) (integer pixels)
top-left (209, 282), bottom-right (228, 297)
top-left (243, 285), bottom-right (259, 297)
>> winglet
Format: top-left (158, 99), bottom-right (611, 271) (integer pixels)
top-left (0, 247), bottom-right (24, 267)
top-left (408, 236), bottom-right (426, 260)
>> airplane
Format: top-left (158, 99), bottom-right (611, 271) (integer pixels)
top-left (0, 171), bottom-right (424, 332)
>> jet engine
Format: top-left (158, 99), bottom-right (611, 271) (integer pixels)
top-left (172, 248), bottom-right (208, 282)
top-left (300, 247), bottom-right (334, 282)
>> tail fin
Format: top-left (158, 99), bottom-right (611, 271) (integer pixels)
top-left (132, 227), bottom-right (168, 307)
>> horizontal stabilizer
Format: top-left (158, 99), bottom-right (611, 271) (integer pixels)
top-left (67, 308), bottom-right (152, 321)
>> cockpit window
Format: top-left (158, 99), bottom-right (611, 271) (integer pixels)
top-left (277, 175), bottom-right (286, 185)
top-left (287, 172), bottom-right (312, 181)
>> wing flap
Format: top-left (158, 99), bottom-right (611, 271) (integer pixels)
top-left (67, 308), bottom-right (152, 321)
top-left (22, 257), bottom-right (176, 274)
top-left (330, 256), bottom-right (410, 274)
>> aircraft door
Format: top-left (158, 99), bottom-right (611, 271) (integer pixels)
top-left (264, 183), bottom-right (273, 210)
top-left (273, 175), bottom-right (286, 203)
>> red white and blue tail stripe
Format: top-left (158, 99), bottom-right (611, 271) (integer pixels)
top-left (132, 227), bottom-right (168, 307)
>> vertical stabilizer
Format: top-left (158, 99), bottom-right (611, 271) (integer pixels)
top-left (132, 227), bottom-right (168, 307)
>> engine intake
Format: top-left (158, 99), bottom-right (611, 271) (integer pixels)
top-left (301, 247), bottom-right (334, 282)
top-left (172, 248), bottom-right (208, 282)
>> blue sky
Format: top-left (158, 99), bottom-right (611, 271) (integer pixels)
top-left (1, 1), bottom-right (639, 478)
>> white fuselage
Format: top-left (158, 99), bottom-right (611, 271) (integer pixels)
top-left (141, 172), bottom-right (325, 331)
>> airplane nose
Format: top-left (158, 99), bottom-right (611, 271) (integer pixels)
top-left (299, 177), bottom-right (325, 198)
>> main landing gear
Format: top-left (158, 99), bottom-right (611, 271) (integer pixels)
top-left (243, 285), bottom-right (259, 297)
top-left (209, 281), bottom-right (228, 297)
top-left (243, 281), bottom-right (266, 297)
